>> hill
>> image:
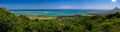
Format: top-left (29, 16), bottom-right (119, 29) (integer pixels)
top-left (0, 7), bottom-right (120, 32)
top-left (110, 7), bottom-right (120, 13)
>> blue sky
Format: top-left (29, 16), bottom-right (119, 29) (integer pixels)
top-left (0, 0), bottom-right (120, 9)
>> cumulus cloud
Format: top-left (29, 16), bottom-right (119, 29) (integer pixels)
top-left (112, 0), bottom-right (117, 2)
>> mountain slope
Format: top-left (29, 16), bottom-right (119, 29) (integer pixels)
top-left (110, 7), bottom-right (120, 13)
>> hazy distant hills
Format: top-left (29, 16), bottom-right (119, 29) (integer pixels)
top-left (110, 7), bottom-right (120, 13)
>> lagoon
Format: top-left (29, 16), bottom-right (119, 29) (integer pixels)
top-left (10, 9), bottom-right (109, 16)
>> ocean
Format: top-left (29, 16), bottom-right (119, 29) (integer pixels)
top-left (9, 9), bottom-right (110, 16)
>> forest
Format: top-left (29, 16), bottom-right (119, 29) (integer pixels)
top-left (0, 7), bottom-right (120, 32)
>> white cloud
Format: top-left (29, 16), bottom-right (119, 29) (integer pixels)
top-left (112, 0), bottom-right (117, 2)
top-left (59, 5), bottom-right (73, 9)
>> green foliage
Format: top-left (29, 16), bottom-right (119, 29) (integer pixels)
top-left (0, 7), bottom-right (120, 32)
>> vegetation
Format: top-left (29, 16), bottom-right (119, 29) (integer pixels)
top-left (0, 7), bottom-right (120, 32)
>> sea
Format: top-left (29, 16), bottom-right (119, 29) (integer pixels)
top-left (9, 9), bottom-right (110, 16)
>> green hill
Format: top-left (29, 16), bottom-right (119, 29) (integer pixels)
top-left (0, 7), bottom-right (120, 32)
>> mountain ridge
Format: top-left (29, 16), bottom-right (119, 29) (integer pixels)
top-left (110, 7), bottom-right (120, 12)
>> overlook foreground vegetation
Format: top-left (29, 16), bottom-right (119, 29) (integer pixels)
top-left (0, 7), bottom-right (120, 32)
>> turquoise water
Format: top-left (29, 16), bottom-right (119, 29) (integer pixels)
top-left (10, 9), bottom-right (109, 16)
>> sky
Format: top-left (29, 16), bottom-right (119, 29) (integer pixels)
top-left (0, 0), bottom-right (120, 9)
